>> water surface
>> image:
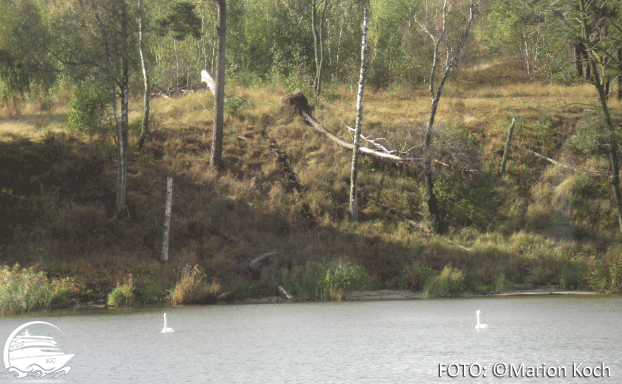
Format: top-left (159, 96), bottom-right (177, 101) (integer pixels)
top-left (1, 295), bottom-right (621, 383)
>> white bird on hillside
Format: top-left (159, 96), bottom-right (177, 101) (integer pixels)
top-left (475, 310), bottom-right (488, 330)
top-left (162, 313), bottom-right (174, 333)
top-left (201, 69), bottom-right (216, 95)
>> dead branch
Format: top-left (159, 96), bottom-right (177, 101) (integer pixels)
top-left (517, 145), bottom-right (584, 173)
top-left (346, 125), bottom-right (397, 155)
top-left (301, 111), bottom-right (423, 162)
top-left (302, 111), bottom-right (478, 175)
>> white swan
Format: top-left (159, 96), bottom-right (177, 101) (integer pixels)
top-left (475, 310), bottom-right (488, 329)
top-left (162, 313), bottom-right (174, 333)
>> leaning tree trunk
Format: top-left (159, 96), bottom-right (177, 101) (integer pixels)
top-left (349, 7), bottom-right (369, 221)
top-left (211, 0), bottom-right (227, 171)
top-left (137, 0), bottom-right (150, 150)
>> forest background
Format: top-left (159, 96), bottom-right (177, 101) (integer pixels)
top-left (1, 0), bottom-right (622, 314)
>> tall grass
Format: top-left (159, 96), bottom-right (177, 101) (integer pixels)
top-left (168, 264), bottom-right (221, 305)
top-left (281, 259), bottom-right (372, 301)
top-left (0, 264), bottom-right (76, 316)
top-left (421, 265), bottom-right (465, 298)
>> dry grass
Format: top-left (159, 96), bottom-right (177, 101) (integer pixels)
top-left (2, 54), bottom-right (622, 301)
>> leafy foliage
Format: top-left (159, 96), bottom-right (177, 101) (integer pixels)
top-left (67, 80), bottom-right (113, 138)
top-left (156, 2), bottom-right (202, 41)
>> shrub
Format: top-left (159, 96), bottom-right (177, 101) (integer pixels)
top-left (67, 80), bottom-right (113, 139)
top-left (400, 261), bottom-right (435, 291)
top-left (574, 174), bottom-right (596, 197)
top-left (322, 259), bottom-right (372, 300)
top-left (107, 274), bottom-right (135, 307)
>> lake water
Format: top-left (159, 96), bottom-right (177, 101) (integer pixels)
top-left (1, 295), bottom-right (621, 383)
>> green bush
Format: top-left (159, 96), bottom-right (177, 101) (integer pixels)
top-left (574, 174), bottom-right (596, 197)
top-left (224, 96), bottom-right (244, 117)
top-left (107, 274), bottom-right (135, 307)
top-left (67, 80), bottom-right (113, 138)
top-left (322, 259), bottom-right (372, 300)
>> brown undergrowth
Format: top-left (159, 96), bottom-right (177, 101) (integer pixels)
top-left (2, 58), bottom-right (622, 314)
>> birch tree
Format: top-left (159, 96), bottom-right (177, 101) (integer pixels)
top-left (137, 0), bottom-right (150, 150)
top-left (89, 0), bottom-right (132, 217)
top-left (349, 7), bottom-right (370, 221)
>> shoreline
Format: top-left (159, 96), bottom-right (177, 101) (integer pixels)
top-left (11, 287), bottom-right (604, 317)
top-left (344, 287), bottom-right (599, 301)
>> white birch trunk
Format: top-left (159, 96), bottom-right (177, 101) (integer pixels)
top-left (161, 176), bottom-right (173, 262)
top-left (349, 7), bottom-right (369, 221)
top-left (137, 0), bottom-right (150, 150)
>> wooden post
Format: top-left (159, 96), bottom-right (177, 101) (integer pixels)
top-left (161, 176), bottom-right (173, 262)
top-left (499, 118), bottom-right (516, 175)
top-left (349, 7), bottom-right (369, 221)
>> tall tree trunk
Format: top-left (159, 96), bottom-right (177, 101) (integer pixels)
top-left (92, 0), bottom-right (128, 216)
top-left (117, 0), bottom-right (130, 217)
top-left (574, 43), bottom-right (583, 78)
top-left (211, 0), bottom-right (226, 171)
top-left (312, 0), bottom-right (329, 97)
top-left (349, 7), bottom-right (369, 221)
top-left (137, 0), bottom-right (150, 150)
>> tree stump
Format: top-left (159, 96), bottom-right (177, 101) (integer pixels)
top-left (282, 92), bottom-right (314, 117)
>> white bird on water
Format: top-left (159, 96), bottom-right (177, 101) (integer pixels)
top-left (201, 69), bottom-right (215, 95)
top-left (162, 313), bottom-right (174, 333)
top-left (475, 310), bottom-right (488, 329)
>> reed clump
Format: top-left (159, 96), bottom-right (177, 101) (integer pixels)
top-left (0, 264), bottom-right (77, 316)
top-left (281, 259), bottom-right (371, 301)
top-left (168, 264), bottom-right (220, 305)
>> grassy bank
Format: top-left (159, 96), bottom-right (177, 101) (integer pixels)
top-left (2, 56), bottom-right (622, 315)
